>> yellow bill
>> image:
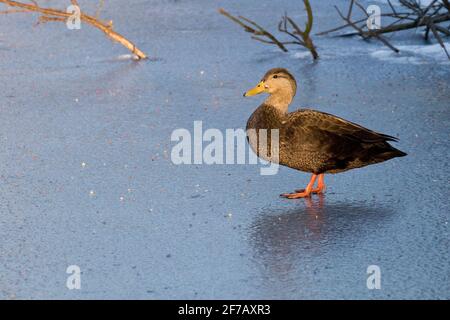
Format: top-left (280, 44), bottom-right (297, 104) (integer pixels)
top-left (244, 81), bottom-right (266, 97)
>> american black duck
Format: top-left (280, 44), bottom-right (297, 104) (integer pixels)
top-left (244, 68), bottom-right (407, 199)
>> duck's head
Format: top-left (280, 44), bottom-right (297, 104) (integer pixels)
top-left (243, 68), bottom-right (297, 98)
top-left (243, 68), bottom-right (297, 113)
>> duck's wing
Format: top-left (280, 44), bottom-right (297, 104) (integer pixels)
top-left (281, 109), bottom-right (405, 173)
top-left (285, 109), bottom-right (399, 143)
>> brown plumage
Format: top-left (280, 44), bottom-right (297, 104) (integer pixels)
top-left (244, 68), bottom-right (407, 199)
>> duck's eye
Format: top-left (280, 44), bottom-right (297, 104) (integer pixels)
top-left (273, 75), bottom-right (278, 79)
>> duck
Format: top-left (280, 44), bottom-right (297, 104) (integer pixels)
top-left (244, 68), bottom-right (407, 199)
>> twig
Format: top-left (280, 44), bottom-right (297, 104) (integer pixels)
top-left (0, 8), bottom-right (26, 13)
top-left (429, 19), bottom-right (450, 58)
top-left (0, 0), bottom-right (147, 59)
top-left (319, 0), bottom-right (450, 59)
top-left (218, 8), bottom-right (288, 52)
top-left (219, 0), bottom-right (319, 60)
top-left (239, 15), bottom-right (289, 52)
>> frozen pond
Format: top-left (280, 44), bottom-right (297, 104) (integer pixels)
top-left (0, 0), bottom-right (449, 299)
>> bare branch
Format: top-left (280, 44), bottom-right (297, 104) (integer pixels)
top-left (303, 0), bottom-right (314, 36)
top-left (0, 0), bottom-right (148, 59)
top-left (429, 20), bottom-right (450, 58)
top-left (318, 0), bottom-right (450, 58)
top-left (279, 16), bottom-right (305, 45)
top-left (219, 1), bottom-right (319, 60)
top-left (0, 8), bottom-right (27, 13)
top-left (219, 8), bottom-right (288, 52)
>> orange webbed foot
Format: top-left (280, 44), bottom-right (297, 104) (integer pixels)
top-left (280, 191), bottom-right (312, 199)
top-left (294, 185), bottom-right (326, 194)
top-left (281, 174), bottom-right (326, 200)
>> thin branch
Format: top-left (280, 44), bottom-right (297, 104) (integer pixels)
top-left (219, 8), bottom-right (287, 52)
top-left (218, 8), bottom-right (258, 34)
top-left (338, 12), bottom-right (450, 36)
top-left (319, 0), bottom-right (450, 58)
top-left (443, 0), bottom-right (450, 11)
top-left (316, 16), bottom-right (368, 35)
top-left (0, 8), bottom-right (26, 13)
top-left (429, 20), bottom-right (450, 58)
top-left (239, 15), bottom-right (289, 51)
top-left (303, 0), bottom-right (313, 36)
top-left (0, 0), bottom-right (148, 59)
top-left (219, 0), bottom-right (319, 59)
top-left (279, 16), bottom-right (305, 45)
top-left (435, 23), bottom-right (450, 35)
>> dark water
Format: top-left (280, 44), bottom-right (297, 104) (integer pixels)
top-left (0, 0), bottom-right (448, 299)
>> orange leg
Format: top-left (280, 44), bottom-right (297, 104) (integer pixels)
top-left (295, 173), bottom-right (326, 194)
top-left (281, 174), bottom-right (318, 199)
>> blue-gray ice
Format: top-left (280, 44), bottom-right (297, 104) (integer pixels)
top-left (0, 0), bottom-right (448, 299)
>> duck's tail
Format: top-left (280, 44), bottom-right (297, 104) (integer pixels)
top-left (365, 142), bottom-right (407, 163)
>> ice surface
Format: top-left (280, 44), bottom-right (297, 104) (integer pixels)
top-left (371, 43), bottom-right (450, 65)
top-left (0, 0), bottom-right (449, 299)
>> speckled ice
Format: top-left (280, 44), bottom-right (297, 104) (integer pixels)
top-left (0, 0), bottom-right (448, 300)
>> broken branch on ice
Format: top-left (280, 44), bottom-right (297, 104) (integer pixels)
top-left (0, 0), bottom-right (147, 59)
top-left (219, 0), bottom-right (319, 60)
top-left (318, 0), bottom-right (450, 59)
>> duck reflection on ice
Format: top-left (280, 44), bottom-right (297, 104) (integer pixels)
top-left (248, 195), bottom-right (394, 292)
